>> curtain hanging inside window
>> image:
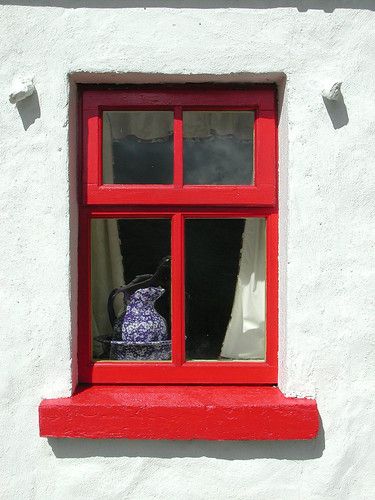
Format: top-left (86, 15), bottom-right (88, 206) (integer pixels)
top-left (104, 111), bottom-right (251, 142)
top-left (91, 126), bottom-right (124, 356)
top-left (220, 218), bottom-right (266, 360)
top-left (93, 115), bottom-right (263, 360)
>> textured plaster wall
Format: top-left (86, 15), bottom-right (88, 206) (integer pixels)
top-left (1, 2), bottom-right (375, 499)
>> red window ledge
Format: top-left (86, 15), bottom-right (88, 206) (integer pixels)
top-left (39, 385), bottom-right (318, 440)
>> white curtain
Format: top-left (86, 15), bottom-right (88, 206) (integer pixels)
top-left (104, 110), bottom-right (253, 141)
top-left (103, 111), bottom-right (173, 142)
top-left (91, 218), bottom-right (265, 359)
top-left (91, 120), bottom-right (124, 354)
top-left (184, 111), bottom-right (253, 140)
top-left (220, 218), bottom-right (266, 360)
top-left (91, 219), bottom-right (124, 353)
top-left (95, 113), bottom-right (262, 359)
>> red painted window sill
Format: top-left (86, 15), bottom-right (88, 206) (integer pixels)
top-left (39, 385), bottom-right (318, 440)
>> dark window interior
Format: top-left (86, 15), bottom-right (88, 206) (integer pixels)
top-left (117, 218), bottom-right (244, 359)
top-left (113, 137), bottom-right (174, 184)
top-left (185, 219), bottom-right (244, 359)
top-left (117, 219), bottom-right (172, 337)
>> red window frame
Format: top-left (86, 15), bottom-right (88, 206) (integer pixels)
top-left (79, 86), bottom-right (278, 385)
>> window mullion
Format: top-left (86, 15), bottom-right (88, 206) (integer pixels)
top-left (171, 212), bottom-right (185, 365)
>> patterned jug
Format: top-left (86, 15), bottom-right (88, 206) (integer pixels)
top-left (121, 286), bottom-right (168, 343)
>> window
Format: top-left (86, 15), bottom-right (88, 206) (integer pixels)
top-left (79, 86), bottom-right (278, 385)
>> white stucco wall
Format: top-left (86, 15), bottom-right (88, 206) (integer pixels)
top-left (1, 2), bottom-right (375, 499)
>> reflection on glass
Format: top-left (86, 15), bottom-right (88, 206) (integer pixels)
top-left (103, 111), bottom-right (174, 184)
top-left (91, 218), bottom-right (171, 361)
top-left (185, 218), bottom-right (265, 361)
top-left (183, 111), bottom-right (254, 185)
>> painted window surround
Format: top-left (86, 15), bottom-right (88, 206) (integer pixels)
top-left (39, 86), bottom-right (319, 440)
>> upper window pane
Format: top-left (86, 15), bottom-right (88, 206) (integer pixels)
top-left (183, 111), bottom-right (254, 185)
top-left (103, 111), bottom-right (173, 184)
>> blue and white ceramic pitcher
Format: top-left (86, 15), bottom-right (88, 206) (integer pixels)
top-left (105, 257), bottom-right (171, 360)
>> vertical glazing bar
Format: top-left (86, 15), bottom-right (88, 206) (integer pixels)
top-left (174, 106), bottom-right (183, 187)
top-left (78, 208), bottom-right (93, 381)
top-left (98, 110), bottom-right (103, 186)
top-left (171, 212), bottom-right (185, 365)
top-left (265, 212), bottom-right (278, 373)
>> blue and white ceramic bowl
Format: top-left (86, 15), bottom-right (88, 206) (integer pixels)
top-left (109, 339), bottom-right (171, 361)
top-left (94, 336), bottom-right (171, 361)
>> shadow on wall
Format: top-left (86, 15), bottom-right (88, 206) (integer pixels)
top-left (323, 93), bottom-right (349, 130)
top-left (48, 416), bottom-right (325, 460)
top-left (16, 90), bottom-right (41, 131)
top-left (1, 0), bottom-right (375, 11)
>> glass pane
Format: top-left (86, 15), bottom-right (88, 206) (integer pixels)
top-left (185, 218), bottom-right (265, 361)
top-left (183, 111), bottom-right (254, 185)
top-left (103, 111), bottom-right (173, 184)
top-left (91, 218), bottom-right (171, 361)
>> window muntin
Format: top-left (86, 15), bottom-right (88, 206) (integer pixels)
top-left (80, 87), bottom-right (277, 385)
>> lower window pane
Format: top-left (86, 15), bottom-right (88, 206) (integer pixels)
top-left (91, 218), bottom-right (171, 361)
top-left (185, 218), bottom-right (266, 361)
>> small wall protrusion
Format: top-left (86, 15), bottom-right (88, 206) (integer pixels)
top-left (321, 82), bottom-right (342, 101)
top-left (9, 75), bottom-right (35, 104)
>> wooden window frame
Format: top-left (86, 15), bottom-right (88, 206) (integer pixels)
top-left (78, 86), bottom-right (278, 385)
